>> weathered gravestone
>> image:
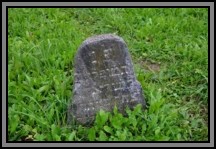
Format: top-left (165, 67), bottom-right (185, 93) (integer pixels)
top-left (67, 34), bottom-right (146, 125)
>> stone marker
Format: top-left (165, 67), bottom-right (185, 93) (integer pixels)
top-left (67, 34), bottom-right (146, 125)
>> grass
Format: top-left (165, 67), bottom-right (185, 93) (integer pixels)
top-left (8, 8), bottom-right (208, 141)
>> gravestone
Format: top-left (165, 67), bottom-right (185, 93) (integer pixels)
top-left (67, 34), bottom-right (146, 125)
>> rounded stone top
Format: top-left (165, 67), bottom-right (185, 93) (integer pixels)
top-left (79, 34), bottom-right (126, 49)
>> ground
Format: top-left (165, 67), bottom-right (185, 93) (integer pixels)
top-left (8, 8), bottom-right (208, 141)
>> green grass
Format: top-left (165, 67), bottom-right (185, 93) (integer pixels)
top-left (8, 8), bottom-right (208, 141)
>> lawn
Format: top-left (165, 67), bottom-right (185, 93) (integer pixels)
top-left (8, 8), bottom-right (208, 141)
